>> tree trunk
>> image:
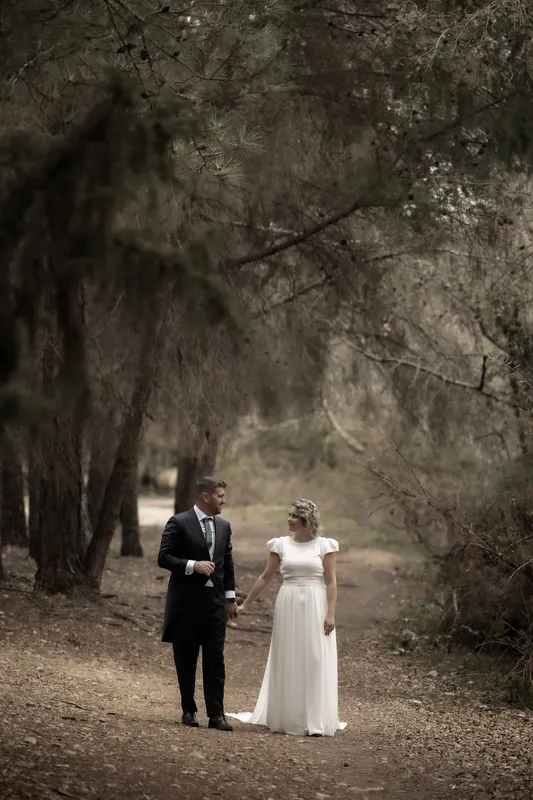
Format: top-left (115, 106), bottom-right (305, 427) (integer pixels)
top-left (86, 420), bottom-right (116, 535)
top-left (34, 413), bottom-right (86, 594)
top-left (27, 447), bottom-right (41, 562)
top-left (0, 515), bottom-right (5, 580)
top-left (80, 481), bottom-right (92, 558)
top-left (33, 333), bottom-right (87, 595)
top-left (0, 429), bottom-right (28, 547)
top-left (120, 447), bottom-right (142, 557)
top-left (0, 436), bottom-right (5, 580)
top-left (87, 459), bottom-right (110, 537)
top-left (510, 374), bottom-right (528, 455)
top-left (174, 428), bottom-right (220, 513)
top-left (83, 322), bottom-right (161, 589)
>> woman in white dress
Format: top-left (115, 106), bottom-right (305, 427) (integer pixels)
top-left (228, 499), bottom-right (346, 737)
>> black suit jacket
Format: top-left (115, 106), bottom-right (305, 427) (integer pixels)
top-left (157, 508), bottom-right (236, 641)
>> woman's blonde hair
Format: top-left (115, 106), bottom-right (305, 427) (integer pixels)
top-left (290, 498), bottom-right (323, 539)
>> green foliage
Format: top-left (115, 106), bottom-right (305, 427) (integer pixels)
top-left (111, 230), bottom-right (238, 325)
top-left (0, 72), bottom-right (242, 427)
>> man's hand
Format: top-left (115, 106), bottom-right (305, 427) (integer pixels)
top-left (227, 601), bottom-right (238, 620)
top-left (194, 561), bottom-right (215, 576)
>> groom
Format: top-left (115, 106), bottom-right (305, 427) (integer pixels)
top-left (157, 476), bottom-right (237, 731)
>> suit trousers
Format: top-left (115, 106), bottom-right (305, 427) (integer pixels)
top-left (170, 591), bottom-right (227, 718)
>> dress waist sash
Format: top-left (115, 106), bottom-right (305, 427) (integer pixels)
top-left (282, 577), bottom-right (325, 586)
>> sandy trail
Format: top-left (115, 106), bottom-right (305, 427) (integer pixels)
top-left (0, 501), bottom-right (531, 800)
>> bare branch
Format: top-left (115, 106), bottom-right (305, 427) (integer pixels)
top-left (346, 343), bottom-right (515, 407)
top-left (225, 195), bottom-right (400, 269)
top-left (322, 398), bottom-right (365, 454)
top-left (254, 278), bottom-right (330, 318)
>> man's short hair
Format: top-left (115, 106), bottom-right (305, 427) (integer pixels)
top-left (196, 476), bottom-right (227, 495)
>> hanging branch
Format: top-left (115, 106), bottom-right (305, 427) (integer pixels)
top-left (345, 342), bottom-right (514, 407)
top-left (322, 397), bottom-right (365, 454)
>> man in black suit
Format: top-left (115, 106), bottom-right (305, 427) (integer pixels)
top-left (157, 476), bottom-right (237, 731)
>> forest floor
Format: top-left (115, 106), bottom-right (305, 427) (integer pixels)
top-left (1, 498), bottom-right (532, 800)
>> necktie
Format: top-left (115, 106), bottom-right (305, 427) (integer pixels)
top-left (203, 517), bottom-right (214, 550)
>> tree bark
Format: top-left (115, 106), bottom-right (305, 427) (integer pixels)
top-left (174, 428), bottom-right (220, 513)
top-left (27, 446), bottom-right (41, 562)
top-left (80, 481), bottom-right (92, 558)
top-left (86, 419), bottom-right (116, 535)
top-left (33, 332), bottom-right (87, 595)
top-left (510, 373), bottom-right (528, 455)
top-left (0, 429), bottom-right (28, 548)
top-left (87, 459), bottom-right (111, 537)
top-left (0, 436), bottom-right (5, 581)
top-left (87, 415), bottom-right (142, 557)
top-left (34, 412), bottom-right (86, 594)
top-left (120, 447), bottom-right (142, 557)
top-left (83, 321), bottom-right (160, 589)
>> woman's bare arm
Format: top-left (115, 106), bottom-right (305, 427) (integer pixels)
top-left (323, 552), bottom-right (338, 635)
top-left (239, 552), bottom-right (280, 612)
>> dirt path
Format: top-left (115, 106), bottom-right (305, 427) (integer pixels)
top-left (1, 502), bottom-right (532, 800)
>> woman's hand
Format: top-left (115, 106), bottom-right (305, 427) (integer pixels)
top-left (324, 614), bottom-right (336, 636)
top-left (236, 603), bottom-right (246, 617)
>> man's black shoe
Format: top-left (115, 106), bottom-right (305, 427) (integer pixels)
top-left (181, 712), bottom-right (199, 727)
top-left (208, 714), bottom-right (233, 731)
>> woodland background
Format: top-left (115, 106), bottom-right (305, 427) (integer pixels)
top-left (2, 0), bottom-right (533, 692)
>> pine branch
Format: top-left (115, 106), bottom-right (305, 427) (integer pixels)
top-left (225, 195), bottom-right (400, 269)
top-left (254, 277), bottom-right (330, 317)
top-left (346, 343), bottom-right (515, 407)
top-left (224, 87), bottom-right (518, 272)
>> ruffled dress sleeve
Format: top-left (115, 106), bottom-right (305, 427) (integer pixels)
top-left (267, 537), bottom-right (282, 556)
top-left (319, 537), bottom-right (339, 557)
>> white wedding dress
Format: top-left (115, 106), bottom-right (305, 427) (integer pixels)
top-left (228, 535), bottom-right (347, 736)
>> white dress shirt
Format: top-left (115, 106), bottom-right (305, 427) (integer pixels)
top-left (186, 505), bottom-right (235, 599)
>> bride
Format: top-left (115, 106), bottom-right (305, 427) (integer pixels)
top-left (229, 499), bottom-right (346, 737)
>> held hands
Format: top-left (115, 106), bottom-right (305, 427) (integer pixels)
top-left (235, 603), bottom-right (246, 618)
top-left (324, 615), bottom-right (336, 636)
top-left (227, 601), bottom-right (238, 620)
top-left (194, 560), bottom-right (215, 576)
